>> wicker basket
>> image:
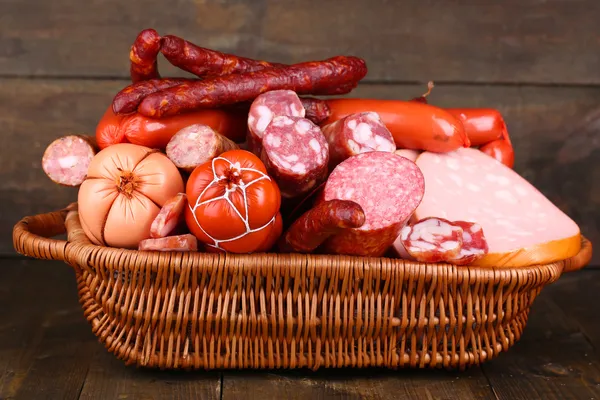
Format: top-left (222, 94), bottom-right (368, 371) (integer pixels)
top-left (13, 203), bottom-right (593, 371)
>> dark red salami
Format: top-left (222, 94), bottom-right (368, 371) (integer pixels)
top-left (449, 221), bottom-right (489, 265)
top-left (129, 28), bottom-right (162, 83)
top-left (260, 116), bottom-right (329, 198)
top-left (396, 217), bottom-right (464, 262)
top-left (320, 152), bottom-right (425, 256)
top-left (320, 112), bottom-right (396, 168)
top-left (42, 135), bottom-right (98, 187)
top-left (247, 90), bottom-right (305, 155)
top-left (166, 124), bottom-right (239, 172)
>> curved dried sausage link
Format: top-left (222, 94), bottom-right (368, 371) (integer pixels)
top-left (113, 78), bottom-right (194, 115)
top-left (130, 28), bottom-right (163, 83)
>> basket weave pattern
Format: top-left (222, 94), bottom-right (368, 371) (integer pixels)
top-left (13, 203), bottom-right (592, 370)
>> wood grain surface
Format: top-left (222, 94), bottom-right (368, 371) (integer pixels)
top-left (1, 0), bottom-right (599, 84)
top-left (2, 259), bottom-right (600, 399)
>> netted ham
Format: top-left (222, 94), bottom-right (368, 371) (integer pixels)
top-left (415, 147), bottom-right (581, 267)
top-left (320, 112), bottom-right (396, 168)
top-left (320, 151), bottom-right (425, 257)
top-left (397, 217), bottom-right (464, 262)
top-left (260, 116), bottom-right (329, 198)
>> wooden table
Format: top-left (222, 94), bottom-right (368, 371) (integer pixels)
top-left (1, 258), bottom-right (599, 399)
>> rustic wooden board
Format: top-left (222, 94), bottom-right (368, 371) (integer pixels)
top-left (1, 0), bottom-right (600, 84)
top-left (0, 259), bottom-right (97, 399)
top-left (481, 292), bottom-right (600, 399)
top-left (2, 78), bottom-right (598, 264)
top-left (222, 369), bottom-right (496, 400)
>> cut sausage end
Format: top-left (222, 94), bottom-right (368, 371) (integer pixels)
top-left (42, 135), bottom-right (97, 187)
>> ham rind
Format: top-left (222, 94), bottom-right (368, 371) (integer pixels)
top-left (415, 147), bottom-right (581, 267)
top-left (321, 151), bottom-right (425, 257)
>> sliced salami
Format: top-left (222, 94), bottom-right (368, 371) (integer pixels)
top-left (42, 135), bottom-right (98, 187)
top-left (396, 217), bottom-right (464, 263)
top-left (150, 193), bottom-right (188, 238)
top-left (449, 221), bottom-right (489, 265)
top-left (138, 234), bottom-right (198, 252)
top-left (320, 112), bottom-right (396, 168)
top-left (260, 116), bottom-right (329, 198)
top-left (320, 151), bottom-right (425, 257)
top-left (247, 90), bottom-right (305, 155)
top-left (166, 124), bottom-right (238, 172)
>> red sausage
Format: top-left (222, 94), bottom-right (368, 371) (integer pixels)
top-left (42, 135), bottom-right (97, 186)
top-left (138, 56), bottom-right (367, 118)
top-left (160, 35), bottom-right (284, 78)
top-left (321, 99), bottom-right (470, 153)
top-left (247, 90), bottom-right (306, 155)
top-left (260, 116), bottom-right (329, 198)
top-left (320, 111), bottom-right (396, 168)
top-left (150, 193), bottom-right (188, 238)
top-left (446, 108), bottom-right (510, 146)
top-left (138, 234), bottom-right (198, 252)
top-left (480, 138), bottom-right (515, 168)
top-left (396, 217), bottom-right (464, 263)
top-left (254, 212), bottom-right (283, 253)
top-left (166, 124), bottom-right (239, 172)
top-left (121, 108), bottom-right (247, 149)
top-left (130, 29), bottom-right (163, 83)
top-left (113, 78), bottom-right (194, 115)
top-left (95, 105), bottom-right (129, 149)
top-left (280, 199), bottom-right (365, 253)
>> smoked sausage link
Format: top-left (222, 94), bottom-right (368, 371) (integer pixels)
top-left (160, 35), bottom-right (284, 78)
top-left (113, 78), bottom-right (193, 115)
top-left (479, 138), bottom-right (515, 168)
top-left (138, 56), bottom-right (367, 118)
top-left (281, 199), bottom-right (365, 253)
top-left (130, 29), bottom-right (163, 83)
top-left (95, 105), bottom-right (129, 149)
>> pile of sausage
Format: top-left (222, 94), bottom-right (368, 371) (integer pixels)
top-left (39, 28), bottom-right (521, 265)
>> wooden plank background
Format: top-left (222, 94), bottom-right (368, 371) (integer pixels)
top-left (1, 0), bottom-right (598, 264)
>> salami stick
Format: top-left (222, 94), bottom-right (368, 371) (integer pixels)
top-left (113, 78), bottom-right (194, 115)
top-left (130, 29), bottom-right (163, 83)
top-left (138, 56), bottom-right (367, 118)
top-left (280, 199), bottom-right (365, 253)
top-left (161, 35), bottom-right (284, 78)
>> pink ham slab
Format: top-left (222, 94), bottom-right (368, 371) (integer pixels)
top-left (414, 147), bottom-right (581, 267)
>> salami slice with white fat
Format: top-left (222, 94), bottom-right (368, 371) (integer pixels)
top-left (415, 147), bottom-right (581, 267)
top-left (397, 217), bottom-right (464, 262)
top-left (138, 234), bottom-right (198, 252)
top-left (42, 135), bottom-right (97, 186)
top-left (449, 221), bottom-right (489, 265)
top-left (247, 90), bottom-right (305, 155)
top-left (260, 115), bottom-right (329, 198)
top-left (320, 112), bottom-right (396, 167)
top-left (166, 124), bottom-right (238, 172)
top-left (150, 193), bottom-right (187, 238)
top-left (320, 151), bottom-right (425, 257)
